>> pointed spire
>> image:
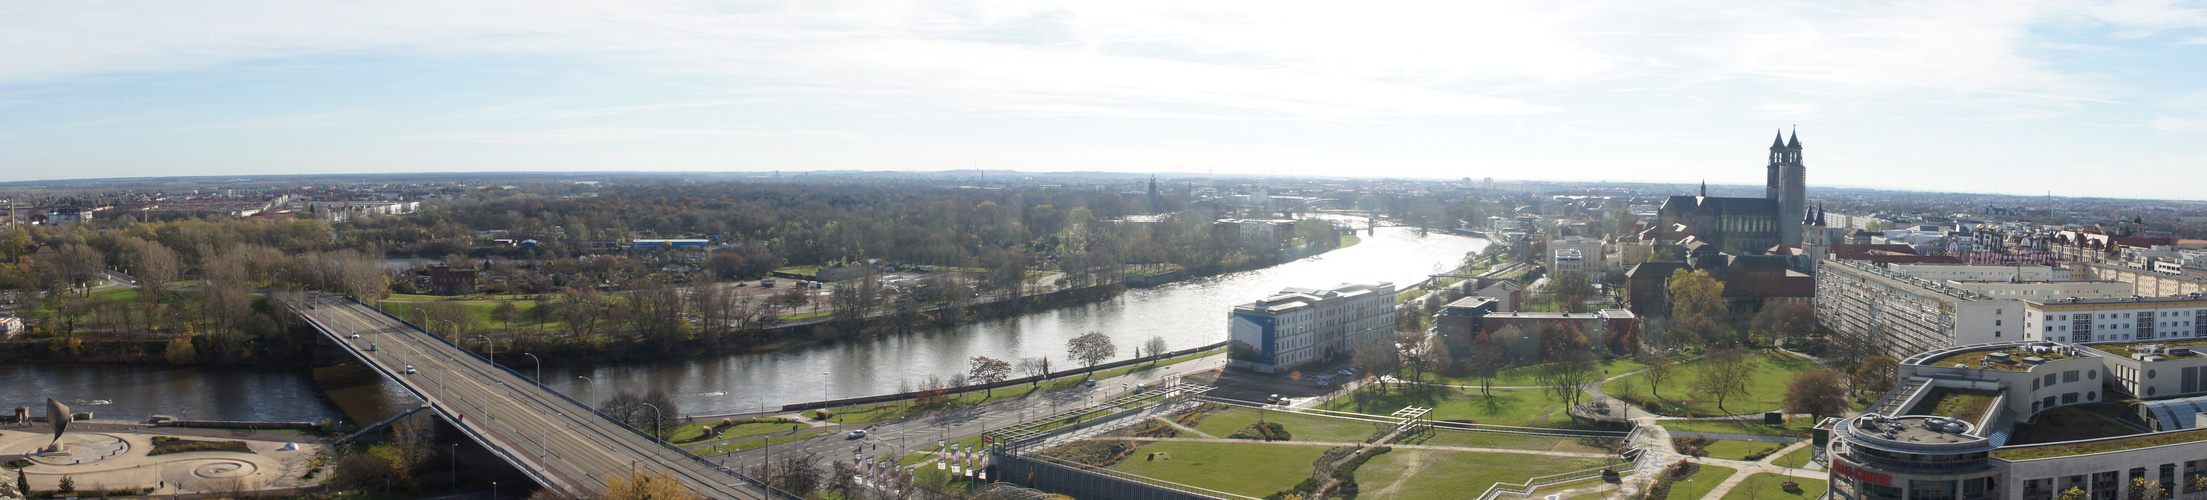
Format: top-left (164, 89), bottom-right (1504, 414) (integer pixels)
top-left (1787, 127), bottom-right (1801, 149)
top-left (1700, 180), bottom-right (1707, 197)
top-left (1772, 130), bottom-right (1785, 149)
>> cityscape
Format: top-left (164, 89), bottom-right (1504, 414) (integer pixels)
top-left (7, 3), bottom-right (2207, 500)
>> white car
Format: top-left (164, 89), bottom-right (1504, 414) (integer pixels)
top-left (349, 333), bottom-right (361, 339)
top-left (404, 365), bottom-right (418, 374)
top-left (846, 430), bottom-right (868, 440)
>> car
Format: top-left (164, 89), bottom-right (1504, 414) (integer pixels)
top-left (1337, 369), bottom-right (1354, 376)
top-left (349, 333), bottom-right (361, 339)
top-left (404, 365), bottom-right (418, 374)
top-left (1083, 380), bottom-right (1097, 388)
top-left (1268, 394), bottom-right (1282, 404)
top-left (846, 430), bottom-right (868, 440)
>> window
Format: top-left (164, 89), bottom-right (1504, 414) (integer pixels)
top-left (2064, 370), bottom-right (2080, 383)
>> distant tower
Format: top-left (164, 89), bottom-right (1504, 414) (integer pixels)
top-left (1147, 175), bottom-right (1163, 214)
top-left (1766, 129), bottom-right (1807, 244)
top-left (1804, 205), bottom-right (1830, 273)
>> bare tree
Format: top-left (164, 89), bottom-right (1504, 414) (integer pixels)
top-left (1783, 368), bottom-right (1851, 418)
top-left (1145, 336), bottom-right (1171, 363)
top-left (1463, 336), bottom-right (1509, 396)
top-left (968, 356), bottom-right (1012, 396)
top-left (1638, 355), bottom-right (1677, 399)
top-left (1066, 332), bottom-right (1116, 375)
top-left (1692, 347), bottom-right (1755, 414)
top-left (1017, 357), bottom-right (1051, 386)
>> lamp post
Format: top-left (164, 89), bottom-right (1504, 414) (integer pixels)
top-left (524, 352), bottom-right (541, 382)
top-left (640, 402), bottom-right (664, 441)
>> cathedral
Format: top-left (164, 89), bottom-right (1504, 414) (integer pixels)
top-left (1656, 130), bottom-right (1809, 254)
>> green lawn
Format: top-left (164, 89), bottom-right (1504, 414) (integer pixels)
top-left (1435, 357), bottom-right (1659, 387)
top-left (1601, 351), bottom-right (1820, 416)
top-left (1721, 473), bottom-right (1828, 500)
top-left (1771, 446), bottom-right (1816, 468)
top-left (1352, 449), bottom-right (1620, 500)
top-left (1663, 464), bottom-right (1738, 500)
top-left (1321, 386), bottom-right (1590, 428)
top-left (822, 349), bottom-right (1223, 424)
top-left (1686, 439), bottom-right (1785, 461)
top-left (668, 420), bottom-right (803, 444)
top-left (696, 430), bottom-right (832, 455)
top-left (1659, 418), bottom-right (1817, 437)
top-left (1109, 441), bottom-right (1332, 498)
top-left (1191, 407), bottom-right (1386, 443)
top-left (1410, 429), bottom-right (1619, 453)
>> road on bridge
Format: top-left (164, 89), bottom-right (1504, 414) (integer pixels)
top-left (302, 295), bottom-right (772, 499)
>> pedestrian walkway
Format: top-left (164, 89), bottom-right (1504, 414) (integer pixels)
top-left (1690, 440), bottom-right (1829, 500)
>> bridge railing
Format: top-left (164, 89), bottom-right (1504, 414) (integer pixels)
top-left (335, 296), bottom-right (798, 499)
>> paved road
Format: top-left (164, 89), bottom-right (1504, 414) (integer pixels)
top-left (300, 295), bottom-right (771, 499)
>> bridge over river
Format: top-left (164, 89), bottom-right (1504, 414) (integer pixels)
top-left (295, 294), bottom-right (777, 499)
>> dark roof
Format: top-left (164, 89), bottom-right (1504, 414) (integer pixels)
top-left (1660, 195), bottom-right (1779, 213)
top-left (1772, 131), bottom-right (1785, 149)
top-left (1787, 130), bottom-right (1801, 148)
top-left (1625, 261), bottom-right (1689, 279)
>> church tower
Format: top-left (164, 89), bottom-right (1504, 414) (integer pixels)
top-left (1804, 205), bottom-right (1829, 273)
top-left (1767, 129), bottom-right (1807, 244)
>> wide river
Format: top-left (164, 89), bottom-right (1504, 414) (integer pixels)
top-left (0, 224), bottom-right (1483, 424)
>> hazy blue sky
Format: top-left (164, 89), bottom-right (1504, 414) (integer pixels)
top-left (4, 1), bottom-right (2206, 199)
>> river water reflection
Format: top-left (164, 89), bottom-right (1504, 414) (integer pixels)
top-left (0, 224), bottom-right (1482, 424)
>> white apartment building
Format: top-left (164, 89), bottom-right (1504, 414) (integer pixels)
top-left (1889, 264), bottom-right (2055, 282)
top-left (1227, 282), bottom-right (1396, 374)
top-left (2020, 294), bottom-right (2207, 344)
top-left (1816, 259), bottom-right (2025, 356)
top-left (1946, 280), bottom-right (2133, 301)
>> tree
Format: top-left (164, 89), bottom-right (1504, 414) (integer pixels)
top-left (1145, 336), bottom-right (1170, 363)
top-left (1544, 272), bottom-right (1594, 313)
top-left (1692, 347), bottom-right (1755, 414)
top-left (1747, 300), bottom-right (1815, 347)
top-left (1017, 357), bottom-right (1050, 386)
top-left (558, 287), bottom-right (607, 338)
top-left (1782, 368), bottom-right (1851, 418)
top-left (1539, 322), bottom-right (1591, 363)
top-left (1352, 338), bottom-right (1403, 394)
top-left (1667, 269), bottom-right (1729, 346)
top-left (968, 356), bottom-right (1012, 396)
top-left (1638, 355), bottom-right (1676, 399)
top-left (1853, 356), bottom-right (1901, 394)
top-left (1397, 331), bottom-right (1438, 385)
top-left (598, 388), bottom-right (680, 439)
top-left (604, 469), bottom-right (702, 500)
top-left (2129, 477), bottom-right (2164, 500)
top-left (2058, 487), bottom-right (2088, 500)
top-left (1463, 335), bottom-right (1509, 396)
top-left (753, 456), bottom-right (821, 495)
top-left (491, 301), bottom-right (520, 330)
top-left (1066, 332), bottom-right (1116, 375)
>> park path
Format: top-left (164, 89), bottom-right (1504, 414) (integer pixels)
top-left (1689, 440), bottom-right (1830, 500)
top-left (1128, 437), bottom-right (1617, 458)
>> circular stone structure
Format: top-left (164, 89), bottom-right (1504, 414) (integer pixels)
top-left (189, 459), bottom-right (260, 478)
top-left (24, 433), bottom-right (131, 466)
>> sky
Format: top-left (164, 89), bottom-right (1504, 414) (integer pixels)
top-left (3, 1), bottom-right (2207, 199)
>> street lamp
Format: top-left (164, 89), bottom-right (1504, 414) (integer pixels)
top-left (524, 352), bottom-right (541, 382)
top-left (640, 402), bottom-right (664, 441)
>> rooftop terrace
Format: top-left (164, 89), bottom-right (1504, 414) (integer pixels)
top-left (2085, 339), bottom-right (2207, 359)
top-left (1992, 428), bottom-right (2207, 460)
top-left (1908, 388), bottom-right (1999, 425)
top-left (1929, 347), bottom-right (2073, 371)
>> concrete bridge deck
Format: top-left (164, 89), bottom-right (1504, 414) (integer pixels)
top-left (297, 294), bottom-right (775, 499)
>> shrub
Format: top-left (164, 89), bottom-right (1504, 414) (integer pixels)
top-left (1227, 422), bottom-right (1292, 442)
top-left (147, 437), bottom-right (252, 456)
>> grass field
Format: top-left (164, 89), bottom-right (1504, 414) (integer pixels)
top-left (1664, 464), bottom-right (1738, 500)
top-left (667, 419), bottom-right (803, 444)
top-left (1687, 439), bottom-right (1786, 461)
top-left (1772, 446), bottom-right (1816, 468)
top-left (1660, 418), bottom-right (1817, 437)
top-left (1408, 429), bottom-right (1620, 453)
top-left (1191, 407), bottom-right (1387, 443)
top-left (1434, 357), bottom-right (1661, 387)
top-left (822, 348), bottom-right (1222, 424)
top-left (1601, 351), bottom-right (1820, 416)
top-left (696, 430), bottom-right (832, 454)
top-left (1109, 441), bottom-right (1332, 498)
top-left (1321, 386), bottom-right (1590, 428)
top-left (1352, 449), bottom-right (1621, 500)
top-left (1722, 473), bottom-right (1828, 500)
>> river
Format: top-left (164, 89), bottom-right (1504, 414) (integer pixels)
top-left (0, 224), bottom-right (1483, 424)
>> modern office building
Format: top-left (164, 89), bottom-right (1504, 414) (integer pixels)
top-left (1227, 283), bottom-right (1395, 374)
top-left (1825, 340), bottom-right (2207, 500)
top-left (2019, 294), bottom-right (2207, 344)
